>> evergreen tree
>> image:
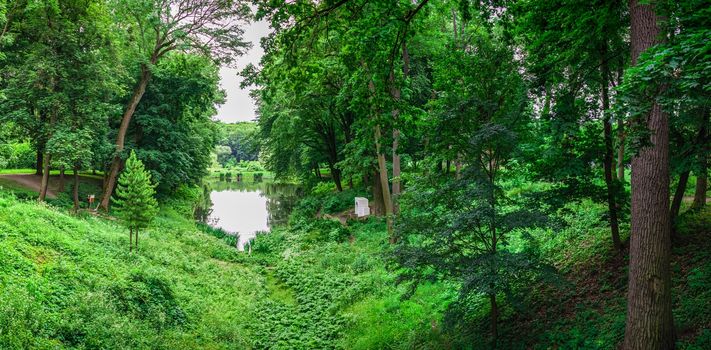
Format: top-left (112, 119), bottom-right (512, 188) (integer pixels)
top-left (112, 150), bottom-right (158, 252)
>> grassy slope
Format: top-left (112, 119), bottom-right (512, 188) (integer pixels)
top-left (1, 182), bottom-right (709, 349)
top-left (0, 194), bottom-right (263, 349)
top-left (247, 195), bottom-right (711, 349)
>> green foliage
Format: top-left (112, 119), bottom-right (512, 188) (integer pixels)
top-left (112, 151), bottom-right (158, 233)
top-left (132, 53), bottom-right (222, 196)
top-left (0, 142), bottom-right (34, 169)
top-left (0, 193), bottom-right (260, 349)
top-left (215, 122), bottom-right (261, 167)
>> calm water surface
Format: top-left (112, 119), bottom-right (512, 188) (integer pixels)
top-left (201, 180), bottom-right (302, 249)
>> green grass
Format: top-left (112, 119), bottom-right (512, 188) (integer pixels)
top-left (1, 181), bottom-right (709, 349)
top-left (0, 192), bottom-right (263, 349)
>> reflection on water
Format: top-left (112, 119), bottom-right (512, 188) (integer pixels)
top-left (198, 180), bottom-right (302, 250)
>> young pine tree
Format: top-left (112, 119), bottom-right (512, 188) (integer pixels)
top-left (112, 151), bottom-right (158, 252)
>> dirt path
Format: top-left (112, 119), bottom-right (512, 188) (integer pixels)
top-left (0, 174), bottom-right (58, 198)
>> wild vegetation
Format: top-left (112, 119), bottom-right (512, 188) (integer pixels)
top-left (0, 0), bottom-right (709, 349)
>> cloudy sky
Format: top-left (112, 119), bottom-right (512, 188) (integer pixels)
top-left (214, 19), bottom-right (271, 123)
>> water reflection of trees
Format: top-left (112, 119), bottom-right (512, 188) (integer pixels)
top-left (201, 180), bottom-right (303, 228)
top-left (194, 184), bottom-right (215, 224)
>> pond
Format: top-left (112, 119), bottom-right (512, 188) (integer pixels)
top-left (197, 180), bottom-right (302, 250)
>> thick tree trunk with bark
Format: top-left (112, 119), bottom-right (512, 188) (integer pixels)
top-left (99, 64), bottom-right (151, 211)
top-left (372, 171), bottom-right (384, 216)
top-left (624, 2), bottom-right (675, 348)
top-left (601, 49), bottom-right (622, 250)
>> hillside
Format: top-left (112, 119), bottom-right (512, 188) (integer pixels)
top-left (0, 193), bottom-right (262, 349)
top-left (1, 185), bottom-right (710, 349)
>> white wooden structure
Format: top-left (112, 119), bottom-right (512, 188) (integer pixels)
top-left (355, 197), bottom-right (370, 217)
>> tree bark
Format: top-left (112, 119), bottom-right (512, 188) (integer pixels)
top-left (72, 167), bottom-right (79, 213)
top-left (372, 171), bottom-right (384, 216)
top-left (328, 163), bottom-right (343, 192)
top-left (35, 148), bottom-right (43, 176)
top-left (601, 47), bottom-right (622, 250)
top-left (624, 1), bottom-right (675, 348)
top-left (375, 124), bottom-right (394, 239)
top-left (693, 165), bottom-right (707, 209)
top-left (129, 227), bottom-right (133, 253)
top-left (99, 64), bottom-right (152, 211)
top-left (38, 153), bottom-right (51, 202)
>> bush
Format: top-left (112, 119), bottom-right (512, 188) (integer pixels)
top-left (111, 271), bottom-right (187, 330)
top-left (0, 142), bottom-right (34, 169)
top-left (9, 143), bottom-right (35, 169)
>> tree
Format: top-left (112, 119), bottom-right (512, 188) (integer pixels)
top-left (99, 0), bottom-right (250, 211)
top-left (130, 53), bottom-right (223, 196)
top-left (622, 0), bottom-right (674, 348)
top-left (46, 128), bottom-right (94, 212)
top-left (112, 150), bottom-right (158, 252)
top-left (513, 0), bottom-right (628, 250)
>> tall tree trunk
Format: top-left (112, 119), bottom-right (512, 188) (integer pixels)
top-left (624, 1), bottom-right (675, 348)
top-left (375, 124), bottom-right (394, 239)
top-left (329, 164), bottom-right (343, 192)
top-left (391, 42), bottom-right (409, 215)
top-left (693, 165), bottom-right (707, 209)
top-left (129, 228), bottom-right (133, 253)
top-left (99, 64), bottom-right (151, 211)
top-left (601, 47), bottom-right (622, 250)
top-left (372, 171), bottom-right (383, 216)
top-left (38, 153), bottom-right (51, 202)
top-left (72, 167), bottom-right (79, 213)
top-left (670, 170), bottom-right (690, 231)
top-left (35, 148), bottom-right (43, 175)
top-left (692, 110), bottom-right (708, 209)
top-left (58, 167), bottom-right (65, 193)
top-left (35, 109), bottom-right (45, 176)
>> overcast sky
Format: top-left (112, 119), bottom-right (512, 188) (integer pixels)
top-left (214, 19), bottom-right (270, 123)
